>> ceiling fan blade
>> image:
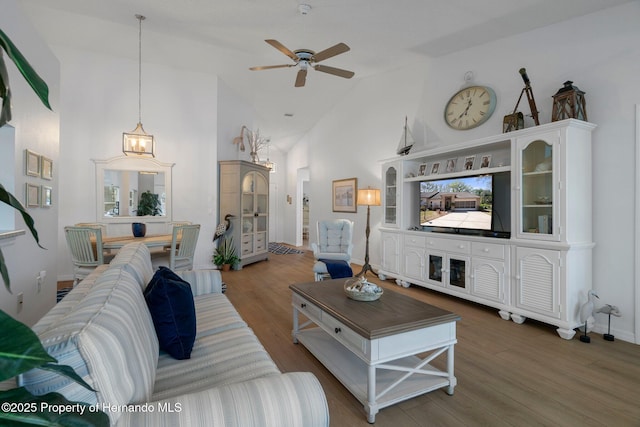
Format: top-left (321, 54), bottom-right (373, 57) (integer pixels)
top-left (295, 69), bottom-right (307, 87)
top-left (314, 64), bottom-right (355, 79)
top-left (312, 42), bottom-right (350, 63)
top-left (265, 39), bottom-right (299, 62)
top-left (250, 64), bottom-right (294, 71)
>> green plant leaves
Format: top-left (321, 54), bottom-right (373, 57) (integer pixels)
top-left (0, 388), bottom-right (109, 426)
top-left (0, 183), bottom-right (43, 292)
top-left (0, 28), bottom-right (51, 125)
top-left (0, 310), bottom-right (54, 382)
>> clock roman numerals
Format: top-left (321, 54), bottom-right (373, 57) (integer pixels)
top-left (444, 85), bottom-right (496, 130)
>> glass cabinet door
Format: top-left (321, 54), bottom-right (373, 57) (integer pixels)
top-left (518, 135), bottom-right (558, 240)
top-left (241, 170), bottom-right (269, 253)
top-left (384, 165), bottom-right (398, 227)
top-left (428, 253), bottom-right (443, 284)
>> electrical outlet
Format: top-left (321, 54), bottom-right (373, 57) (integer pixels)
top-left (17, 292), bottom-right (24, 311)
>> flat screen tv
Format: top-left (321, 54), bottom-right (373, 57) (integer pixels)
top-left (419, 172), bottom-right (510, 238)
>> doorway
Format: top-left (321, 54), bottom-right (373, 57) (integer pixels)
top-left (296, 168), bottom-right (310, 247)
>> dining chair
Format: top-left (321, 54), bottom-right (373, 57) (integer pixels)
top-left (75, 222), bottom-right (107, 235)
top-left (64, 226), bottom-right (109, 286)
top-left (311, 219), bottom-right (354, 281)
top-left (167, 221), bottom-right (192, 234)
top-left (153, 224), bottom-right (200, 271)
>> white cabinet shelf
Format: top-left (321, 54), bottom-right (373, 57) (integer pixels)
top-left (379, 119), bottom-right (596, 339)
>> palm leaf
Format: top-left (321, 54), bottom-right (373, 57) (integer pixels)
top-left (0, 28), bottom-right (51, 111)
top-left (0, 183), bottom-right (43, 292)
top-left (0, 49), bottom-right (12, 126)
top-left (0, 310), bottom-right (55, 382)
top-left (0, 388), bottom-right (109, 426)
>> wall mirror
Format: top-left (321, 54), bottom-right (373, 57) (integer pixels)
top-left (93, 156), bottom-right (174, 223)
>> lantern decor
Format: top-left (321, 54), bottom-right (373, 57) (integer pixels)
top-left (551, 80), bottom-right (587, 122)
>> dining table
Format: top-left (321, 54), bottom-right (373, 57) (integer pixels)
top-left (100, 233), bottom-right (176, 251)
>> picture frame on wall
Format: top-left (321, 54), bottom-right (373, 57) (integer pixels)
top-left (25, 149), bottom-right (40, 177)
top-left (41, 186), bottom-right (52, 207)
top-left (418, 163), bottom-right (428, 176)
top-left (26, 183), bottom-right (39, 208)
top-left (41, 156), bottom-right (53, 180)
top-left (332, 177), bottom-right (357, 213)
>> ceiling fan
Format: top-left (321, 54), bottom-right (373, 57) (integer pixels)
top-left (250, 39), bottom-right (355, 87)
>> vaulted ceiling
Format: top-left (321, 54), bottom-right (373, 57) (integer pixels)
top-left (19, 0), bottom-right (631, 150)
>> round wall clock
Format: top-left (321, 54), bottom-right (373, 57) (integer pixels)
top-left (444, 85), bottom-right (497, 130)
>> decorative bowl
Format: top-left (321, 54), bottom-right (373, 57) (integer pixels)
top-left (344, 277), bottom-right (383, 301)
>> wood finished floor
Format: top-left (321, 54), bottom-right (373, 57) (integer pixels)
top-left (57, 245), bottom-right (640, 426)
top-left (221, 245), bottom-right (640, 427)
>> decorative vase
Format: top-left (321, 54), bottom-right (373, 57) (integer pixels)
top-left (132, 222), bottom-right (146, 237)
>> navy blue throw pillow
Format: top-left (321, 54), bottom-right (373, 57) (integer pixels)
top-left (144, 266), bottom-right (196, 360)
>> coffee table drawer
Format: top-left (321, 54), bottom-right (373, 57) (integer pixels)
top-left (321, 313), bottom-right (367, 357)
top-left (292, 294), bottom-right (322, 321)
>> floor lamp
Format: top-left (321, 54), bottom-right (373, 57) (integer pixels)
top-left (356, 187), bottom-right (381, 278)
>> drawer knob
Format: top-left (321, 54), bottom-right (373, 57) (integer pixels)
top-left (300, 303), bottom-right (306, 308)
top-left (483, 248), bottom-right (490, 253)
top-left (458, 244), bottom-right (465, 249)
top-left (334, 327), bottom-right (341, 334)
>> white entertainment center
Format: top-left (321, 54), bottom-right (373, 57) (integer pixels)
top-left (378, 119), bottom-right (596, 339)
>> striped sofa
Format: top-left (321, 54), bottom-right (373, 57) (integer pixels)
top-left (20, 242), bottom-right (329, 426)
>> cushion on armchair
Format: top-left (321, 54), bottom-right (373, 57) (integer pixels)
top-left (145, 267), bottom-right (197, 360)
top-left (313, 219), bottom-right (354, 262)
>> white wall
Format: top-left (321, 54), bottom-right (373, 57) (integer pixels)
top-left (53, 46), bottom-right (220, 278)
top-left (0, 0), bottom-right (60, 325)
top-left (216, 79), bottom-right (286, 243)
top-left (287, 2), bottom-right (640, 342)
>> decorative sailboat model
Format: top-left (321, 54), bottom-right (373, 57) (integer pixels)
top-left (396, 116), bottom-right (414, 155)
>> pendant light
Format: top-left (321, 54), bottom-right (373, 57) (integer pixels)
top-left (123, 14), bottom-right (154, 157)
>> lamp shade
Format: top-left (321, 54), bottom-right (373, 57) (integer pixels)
top-left (357, 188), bottom-right (381, 206)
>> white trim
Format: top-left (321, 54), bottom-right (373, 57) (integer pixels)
top-left (635, 104), bottom-right (640, 344)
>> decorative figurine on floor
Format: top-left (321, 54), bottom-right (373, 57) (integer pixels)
top-left (213, 214), bottom-right (235, 242)
top-left (579, 290), bottom-right (599, 343)
top-left (596, 304), bottom-right (621, 341)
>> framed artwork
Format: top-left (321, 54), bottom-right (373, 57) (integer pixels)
top-left (332, 177), bottom-right (357, 213)
top-left (480, 154), bottom-right (492, 168)
top-left (445, 158), bottom-right (457, 173)
top-left (41, 186), bottom-right (52, 207)
top-left (431, 162), bottom-right (441, 175)
top-left (418, 163), bottom-right (428, 176)
top-left (26, 183), bottom-right (40, 208)
top-left (464, 156), bottom-right (475, 170)
top-left (41, 156), bottom-right (53, 180)
top-left (25, 149), bottom-right (40, 177)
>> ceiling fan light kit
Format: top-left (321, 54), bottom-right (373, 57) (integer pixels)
top-left (250, 39), bottom-right (354, 87)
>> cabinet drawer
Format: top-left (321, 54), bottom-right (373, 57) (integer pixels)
top-left (404, 234), bottom-right (426, 247)
top-left (292, 294), bottom-right (322, 321)
top-left (471, 242), bottom-right (506, 260)
top-left (427, 237), bottom-right (470, 254)
top-left (321, 313), bottom-right (367, 357)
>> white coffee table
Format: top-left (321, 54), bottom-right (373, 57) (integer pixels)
top-left (290, 279), bottom-right (460, 423)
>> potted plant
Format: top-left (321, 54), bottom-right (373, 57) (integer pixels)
top-left (133, 190), bottom-right (162, 237)
top-left (0, 29), bottom-right (109, 426)
top-left (213, 237), bottom-right (240, 271)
